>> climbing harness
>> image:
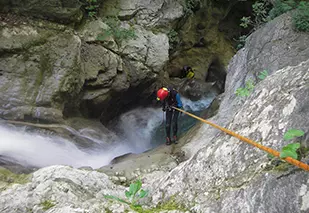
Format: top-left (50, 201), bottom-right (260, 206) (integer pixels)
top-left (172, 107), bottom-right (309, 172)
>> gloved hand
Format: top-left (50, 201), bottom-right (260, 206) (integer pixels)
top-left (163, 106), bottom-right (172, 111)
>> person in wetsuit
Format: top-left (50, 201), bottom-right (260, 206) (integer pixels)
top-left (156, 87), bottom-right (183, 145)
top-left (180, 65), bottom-right (195, 79)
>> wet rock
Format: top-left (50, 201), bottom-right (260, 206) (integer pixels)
top-left (178, 79), bottom-right (215, 101)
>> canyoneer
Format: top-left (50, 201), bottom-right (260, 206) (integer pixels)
top-left (156, 87), bottom-right (183, 145)
top-left (181, 65), bottom-right (195, 79)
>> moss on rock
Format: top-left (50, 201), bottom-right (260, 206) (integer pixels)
top-left (0, 167), bottom-right (31, 191)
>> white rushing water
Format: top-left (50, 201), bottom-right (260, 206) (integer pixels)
top-left (0, 96), bottom-right (215, 169)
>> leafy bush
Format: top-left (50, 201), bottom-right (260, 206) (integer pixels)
top-left (252, 0), bottom-right (270, 26)
top-left (240, 17), bottom-right (252, 29)
top-left (268, 0), bottom-right (297, 20)
top-left (292, 1), bottom-right (309, 32)
top-left (240, 0), bottom-right (270, 30)
top-left (235, 79), bottom-right (255, 97)
top-left (97, 17), bottom-right (137, 43)
top-left (104, 179), bottom-right (148, 210)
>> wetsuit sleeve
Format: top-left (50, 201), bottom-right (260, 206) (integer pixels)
top-left (176, 93), bottom-right (183, 108)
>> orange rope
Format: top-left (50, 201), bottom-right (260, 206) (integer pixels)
top-left (173, 107), bottom-right (309, 172)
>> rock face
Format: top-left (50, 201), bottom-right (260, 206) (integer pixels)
top-left (0, 0), bottom-right (238, 123)
top-left (0, 21), bottom-right (82, 123)
top-left (79, 23), bottom-right (169, 121)
top-left (150, 14), bottom-right (309, 212)
top-left (100, 0), bottom-right (184, 27)
top-left (0, 0), bottom-right (83, 24)
top-left (167, 0), bottom-right (235, 83)
top-left (0, 8), bottom-right (170, 123)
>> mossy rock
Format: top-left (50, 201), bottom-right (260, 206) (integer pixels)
top-left (132, 197), bottom-right (189, 212)
top-left (40, 200), bottom-right (56, 211)
top-left (0, 167), bottom-right (31, 191)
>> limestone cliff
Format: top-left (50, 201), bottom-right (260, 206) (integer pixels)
top-left (0, 0), bottom-right (236, 124)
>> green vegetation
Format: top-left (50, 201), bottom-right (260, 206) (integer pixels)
top-left (234, 70), bottom-right (268, 97)
top-left (84, 0), bottom-right (99, 18)
top-left (167, 29), bottom-right (179, 49)
top-left (97, 17), bottom-right (137, 43)
top-left (139, 198), bottom-right (189, 212)
top-left (283, 129), bottom-right (305, 140)
top-left (240, 0), bottom-right (270, 30)
top-left (279, 129), bottom-right (304, 160)
top-left (182, 0), bottom-right (200, 16)
top-left (257, 70), bottom-right (268, 80)
top-left (268, 0), bottom-right (309, 32)
top-left (236, 35), bottom-right (247, 50)
top-left (268, 0), bottom-right (296, 20)
top-left (40, 200), bottom-right (56, 211)
top-left (240, 17), bottom-right (252, 29)
top-left (280, 142), bottom-right (301, 159)
top-left (252, 0), bottom-right (270, 26)
top-left (235, 79), bottom-right (255, 97)
top-left (293, 1), bottom-right (309, 32)
top-left (105, 180), bottom-right (189, 212)
top-left (0, 168), bottom-right (30, 191)
top-left (238, 0), bottom-right (270, 49)
top-left (266, 129), bottom-right (306, 172)
top-left (104, 179), bottom-right (148, 210)
top-left (237, 0), bottom-right (309, 50)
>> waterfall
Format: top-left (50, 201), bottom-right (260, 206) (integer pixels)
top-left (0, 95), bottom-right (216, 169)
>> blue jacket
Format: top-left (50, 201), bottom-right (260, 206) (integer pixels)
top-left (162, 88), bottom-right (183, 109)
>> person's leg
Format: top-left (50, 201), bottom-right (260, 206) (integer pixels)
top-left (172, 110), bottom-right (180, 143)
top-left (165, 110), bottom-right (172, 145)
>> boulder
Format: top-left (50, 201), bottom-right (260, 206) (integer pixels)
top-left (178, 79), bottom-right (215, 101)
top-left (0, 165), bottom-right (129, 212)
top-left (0, 22), bottom-right (83, 123)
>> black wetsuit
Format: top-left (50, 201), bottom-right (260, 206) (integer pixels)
top-left (162, 88), bottom-right (183, 140)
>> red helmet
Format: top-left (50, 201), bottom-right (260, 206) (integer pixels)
top-left (157, 87), bottom-right (169, 101)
